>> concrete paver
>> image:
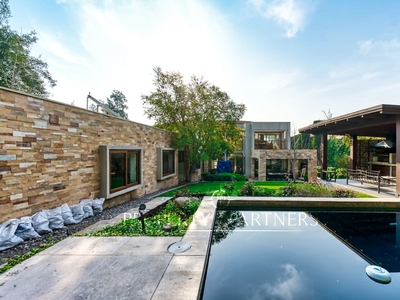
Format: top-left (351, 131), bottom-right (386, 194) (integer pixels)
top-left (0, 196), bottom-right (216, 300)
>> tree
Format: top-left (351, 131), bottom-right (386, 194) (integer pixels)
top-left (142, 67), bottom-right (246, 181)
top-left (0, 0), bottom-right (56, 97)
top-left (106, 90), bottom-right (128, 119)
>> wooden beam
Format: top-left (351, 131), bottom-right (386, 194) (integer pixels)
top-left (350, 135), bottom-right (358, 169)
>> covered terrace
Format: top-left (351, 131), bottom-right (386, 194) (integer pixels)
top-left (299, 104), bottom-right (400, 197)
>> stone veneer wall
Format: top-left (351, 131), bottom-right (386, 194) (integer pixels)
top-left (0, 88), bottom-right (178, 223)
top-left (251, 149), bottom-right (317, 181)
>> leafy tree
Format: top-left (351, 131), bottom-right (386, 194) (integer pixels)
top-left (0, 0), bottom-right (56, 97)
top-left (142, 67), bottom-right (246, 181)
top-left (327, 135), bottom-right (350, 168)
top-left (106, 89), bottom-right (128, 119)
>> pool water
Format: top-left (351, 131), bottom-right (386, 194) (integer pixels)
top-left (201, 210), bottom-right (400, 300)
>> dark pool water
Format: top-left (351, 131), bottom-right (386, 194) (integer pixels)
top-left (201, 210), bottom-right (400, 300)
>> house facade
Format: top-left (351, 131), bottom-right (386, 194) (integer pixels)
top-left (0, 87), bottom-right (181, 223)
top-left (232, 121), bottom-right (317, 181)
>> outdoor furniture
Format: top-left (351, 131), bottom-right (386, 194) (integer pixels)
top-left (322, 170), bottom-right (336, 182)
top-left (346, 169), bottom-right (396, 193)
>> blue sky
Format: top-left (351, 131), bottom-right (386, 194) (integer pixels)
top-left (8, 0), bottom-right (400, 131)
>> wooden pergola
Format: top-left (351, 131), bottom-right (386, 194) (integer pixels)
top-left (299, 104), bottom-right (400, 196)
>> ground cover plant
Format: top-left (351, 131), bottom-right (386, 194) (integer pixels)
top-left (159, 181), bottom-right (374, 198)
top-left (89, 199), bottom-right (201, 237)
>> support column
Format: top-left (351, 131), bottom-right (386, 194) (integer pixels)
top-left (396, 116), bottom-right (400, 197)
top-left (350, 135), bottom-right (358, 170)
top-left (322, 133), bottom-right (328, 179)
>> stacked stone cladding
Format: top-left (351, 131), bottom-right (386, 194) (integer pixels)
top-left (251, 149), bottom-right (317, 181)
top-left (0, 88), bottom-right (178, 223)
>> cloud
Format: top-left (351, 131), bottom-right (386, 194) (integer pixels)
top-left (50, 0), bottom-right (236, 124)
top-left (358, 39), bottom-right (374, 54)
top-left (249, 0), bottom-right (315, 38)
top-left (258, 69), bottom-right (301, 91)
top-left (250, 264), bottom-right (311, 300)
top-left (358, 38), bottom-right (400, 57)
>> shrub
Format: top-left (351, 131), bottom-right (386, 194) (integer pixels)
top-left (174, 187), bottom-right (192, 198)
top-left (204, 173), bottom-right (247, 182)
top-left (209, 168), bottom-right (217, 174)
top-left (332, 188), bottom-right (357, 198)
top-left (180, 199), bottom-right (201, 216)
top-left (223, 181), bottom-right (236, 195)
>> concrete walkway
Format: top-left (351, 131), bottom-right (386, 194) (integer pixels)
top-left (0, 198), bottom-right (216, 300)
top-left (328, 178), bottom-right (397, 198)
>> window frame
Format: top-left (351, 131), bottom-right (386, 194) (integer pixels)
top-left (99, 145), bottom-right (143, 199)
top-left (157, 147), bottom-right (176, 180)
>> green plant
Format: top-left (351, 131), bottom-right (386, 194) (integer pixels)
top-left (180, 199), bottom-right (201, 216)
top-left (223, 181), bottom-right (236, 195)
top-left (281, 180), bottom-right (296, 197)
top-left (240, 181), bottom-right (256, 196)
top-left (174, 187), bottom-right (192, 198)
top-left (91, 200), bottom-right (201, 237)
top-left (0, 241), bottom-right (56, 274)
top-left (332, 188), bottom-right (357, 198)
top-left (204, 173), bottom-right (246, 182)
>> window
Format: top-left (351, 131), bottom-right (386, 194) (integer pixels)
top-left (157, 147), bottom-right (176, 180)
top-left (110, 150), bottom-right (140, 192)
top-left (162, 150), bottom-right (175, 176)
top-left (99, 146), bottom-right (143, 199)
top-left (254, 132), bottom-right (283, 150)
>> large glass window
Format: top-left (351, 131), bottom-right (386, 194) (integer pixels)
top-left (254, 132), bottom-right (282, 149)
top-left (110, 149), bottom-right (140, 193)
top-left (163, 150), bottom-right (175, 176)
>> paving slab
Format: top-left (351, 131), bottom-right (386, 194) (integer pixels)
top-left (0, 254), bottom-right (107, 300)
top-left (115, 236), bottom-right (181, 256)
top-left (151, 255), bottom-right (206, 300)
top-left (64, 255), bottom-right (173, 300)
top-left (52, 237), bottom-right (130, 255)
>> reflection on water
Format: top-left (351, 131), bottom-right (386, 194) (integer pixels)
top-left (201, 210), bottom-right (400, 300)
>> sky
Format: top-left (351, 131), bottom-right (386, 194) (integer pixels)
top-left (7, 0), bottom-right (400, 131)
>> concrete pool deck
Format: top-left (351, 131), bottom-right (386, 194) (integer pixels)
top-left (0, 198), bottom-right (216, 300)
top-left (1, 182), bottom-right (400, 299)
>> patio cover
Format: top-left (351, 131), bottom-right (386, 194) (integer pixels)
top-left (298, 104), bottom-right (400, 196)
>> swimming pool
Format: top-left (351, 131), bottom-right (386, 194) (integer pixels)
top-left (200, 209), bottom-right (400, 299)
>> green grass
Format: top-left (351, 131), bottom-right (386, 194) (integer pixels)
top-left (159, 181), bottom-right (375, 198)
top-left (159, 181), bottom-right (290, 197)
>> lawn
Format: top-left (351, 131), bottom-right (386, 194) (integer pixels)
top-left (158, 181), bottom-right (289, 197)
top-left (158, 181), bottom-right (375, 198)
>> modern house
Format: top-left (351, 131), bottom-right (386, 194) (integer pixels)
top-left (230, 121), bottom-right (317, 181)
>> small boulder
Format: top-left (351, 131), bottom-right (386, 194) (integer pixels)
top-left (174, 197), bottom-right (192, 208)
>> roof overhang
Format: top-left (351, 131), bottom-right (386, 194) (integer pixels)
top-left (299, 104), bottom-right (400, 137)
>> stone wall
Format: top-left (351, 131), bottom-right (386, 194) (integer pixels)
top-left (0, 88), bottom-right (178, 223)
top-left (251, 149), bottom-right (318, 181)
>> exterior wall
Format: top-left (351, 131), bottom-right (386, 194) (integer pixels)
top-left (251, 149), bottom-right (317, 181)
top-left (0, 88), bottom-right (178, 223)
top-left (238, 121), bottom-right (291, 177)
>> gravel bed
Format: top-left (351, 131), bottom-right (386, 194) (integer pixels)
top-left (0, 186), bottom-right (183, 261)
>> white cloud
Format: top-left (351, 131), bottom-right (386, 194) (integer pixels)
top-left (249, 0), bottom-right (315, 38)
top-left (258, 69), bottom-right (301, 91)
top-left (250, 264), bottom-right (311, 300)
top-left (358, 38), bottom-right (400, 57)
top-left (50, 0), bottom-right (236, 124)
top-left (358, 39), bottom-right (374, 54)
